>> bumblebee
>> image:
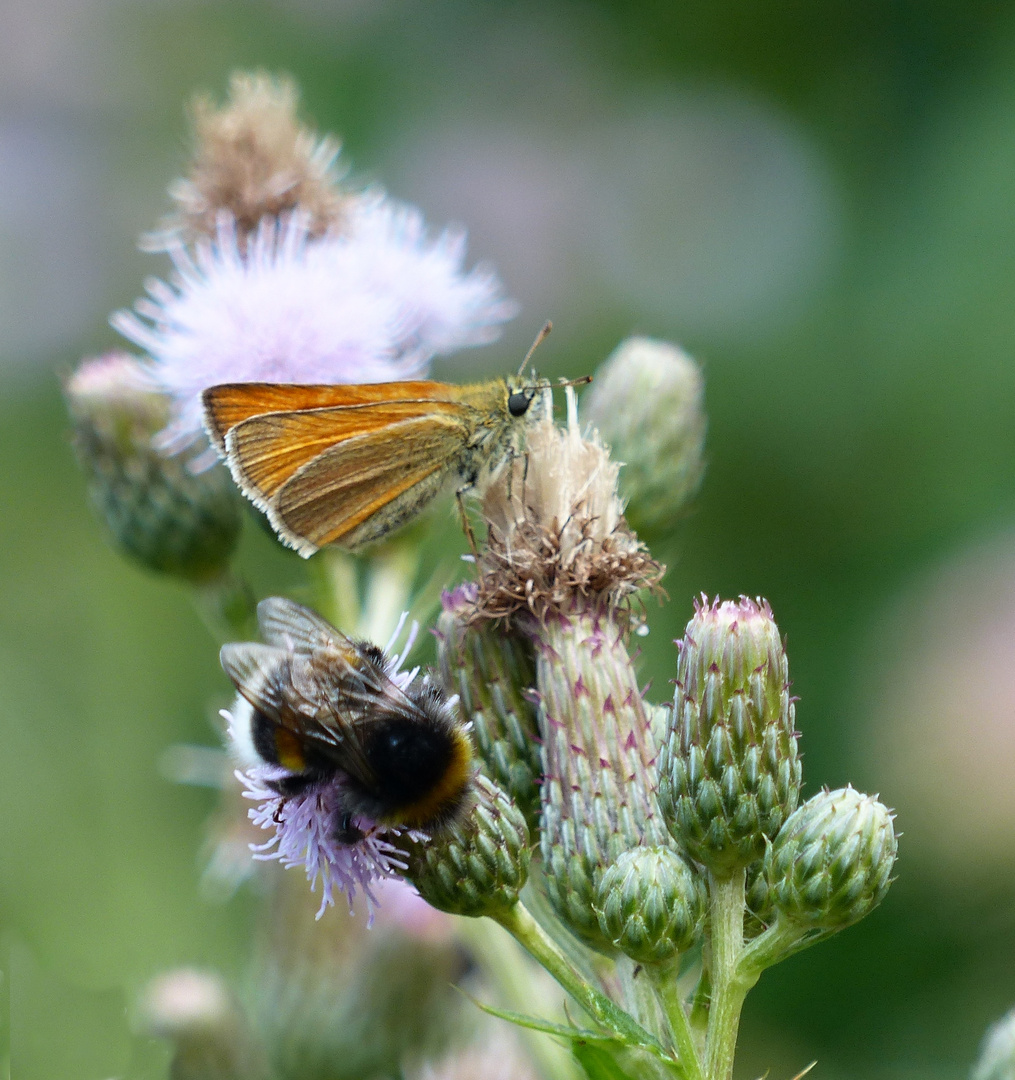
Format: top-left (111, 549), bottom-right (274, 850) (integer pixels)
top-left (221, 597), bottom-right (475, 842)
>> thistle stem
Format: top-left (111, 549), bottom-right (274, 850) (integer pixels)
top-left (358, 539), bottom-right (420, 643)
top-left (192, 570), bottom-right (257, 642)
top-left (647, 965), bottom-right (705, 1080)
top-left (457, 918), bottom-right (583, 1080)
top-left (492, 903), bottom-right (673, 1063)
top-left (312, 547), bottom-right (360, 632)
top-left (688, 960), bottom-right (711, 1045)
top-left (703, 869), bottom-right (750, 1080)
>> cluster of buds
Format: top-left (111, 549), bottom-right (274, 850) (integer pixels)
top-left (427, 357), bottom-right (898, 1079)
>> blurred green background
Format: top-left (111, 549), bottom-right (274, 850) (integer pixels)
top-left (3, 1), bottom-right (1015, 1076)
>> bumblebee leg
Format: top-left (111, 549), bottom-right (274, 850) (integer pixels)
top-left (335, 811), bottom-right (365, 845)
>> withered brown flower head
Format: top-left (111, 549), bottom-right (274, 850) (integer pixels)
top-left (472, 389), bottom-right (664, 626)
top-left (162, 70), bottom-right (346, 245)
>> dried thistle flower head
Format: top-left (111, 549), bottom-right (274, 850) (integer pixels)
top-left (163, 70), bottom-right (345, 245)
top-left (475, 388), bottom-right (663, 624)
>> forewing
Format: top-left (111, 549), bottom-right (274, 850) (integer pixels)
top-left (256, 597), bottom-right (345, 654)
top-left (202, 380), bottom-right (457, 454)
top-left (220, 637), bottom-right (424, 789)
top-left (220, 641), bottom-right (359, 755)
top-left (264, 412), bottom-right (470, 554)
top-left (220, 642), bottom-right (293, 727)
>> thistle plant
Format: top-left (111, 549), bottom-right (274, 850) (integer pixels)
top-left (70, 70), bottom-right (899, 1080)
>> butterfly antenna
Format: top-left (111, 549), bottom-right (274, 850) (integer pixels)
top-left (517, 320), bottom-right (553, 376)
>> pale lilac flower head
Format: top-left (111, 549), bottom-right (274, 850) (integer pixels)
top-left (113, 194), bottom-right (516, 463)
top-left (232, 747), bottom-right (413, 921)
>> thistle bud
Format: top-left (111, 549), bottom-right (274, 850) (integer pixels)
top-left (436, 585), bottom-right (542, 828)
top-left (593, 846), bottom-right (705, 965)
top-left (405, 774), bottom-right (530, 918)
top-left (582, 336), bottom-right (706, 540)
top-left (659, 596), bottom-right (801, 876)
top-left (141, 969), bottom-right (269, 1080)
top-left (538, 609), bottom-right (679, 953)
top-left (973, 1010), bottom-right (1015, 1080)
top-left (472, 391), bottom-right (670, 951)
top-left (66, 353), bottom-right (241, 582)
top-left (761, 786), bottom-right (897, 931)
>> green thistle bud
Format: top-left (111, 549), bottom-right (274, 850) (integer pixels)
top-left (659, 596), bottom-right (801, 876)
top-left (538, 610), bottom-right (679, 953)
top-left (973, 1009), bottom-right (1015, 1080)
top-left (66, 353), bottom-right (241, 582)
top-left (593, 846), bottom-right (705, 965)
top-left (761, 785), bottom-right (897, 932)
top-left (405, 774), bottom-right (530, 918)
top-left (582, 336), bottom-right (705, 540)
top-left (436, 585), bottom-right (542, 829)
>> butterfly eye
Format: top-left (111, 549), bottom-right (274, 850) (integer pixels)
top-left (507, 391), bottom-right (532, 417)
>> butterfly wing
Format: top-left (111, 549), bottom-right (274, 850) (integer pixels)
top-left (225, 407), bottom-right (473, 555)
top-left (272, 412), bottom-right (471, 552)
top-left (202, 381), bottom-right (453, 455)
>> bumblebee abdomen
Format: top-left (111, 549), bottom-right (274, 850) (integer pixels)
top-left (361, 715), bottom-right (474, 830)
top-left (250, 707), bottom-right (329, 776)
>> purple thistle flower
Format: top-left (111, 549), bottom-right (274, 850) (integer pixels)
top-left (224, 696), bottom-right (424, 921)
top-left (113, 196), bottom-right (516, 463)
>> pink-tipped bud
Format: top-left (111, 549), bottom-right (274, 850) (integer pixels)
top-left (659, 596), bottom-right (801, 875)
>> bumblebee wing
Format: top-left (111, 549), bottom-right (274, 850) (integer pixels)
top-left (268, 412), bottom-right (470, 553)
top-left (220, 641), bottom-right (295, 727)
top-left (256, 596), bottom-right (345, 654)
top-left (219, 641), bottom-right (341, 737)
top-left (220, 640), bottom-right (408, 789)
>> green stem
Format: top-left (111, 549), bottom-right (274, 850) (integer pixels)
top-left (646, 964), bottom-right (705, 1080)
top-left (702, 869), bottom-right (750, 1080)
top-left (688, 960), bottom-right (710, 1047)
top-left (458, 918), bottom-right (583, 1080)
top-left (192, 570), bottom-right (257, 642)
top-left (311, 548), bottom-right (360, 632)
top-left (492, 903), bottom-right (671, 1061)
top-left (739, 919), bottom-right (817, 975)
top-left (357, 539), bottom-right (420, 643)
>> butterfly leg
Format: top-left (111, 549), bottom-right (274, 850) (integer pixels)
top-left (455, 485), bottom-right (479, 559)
